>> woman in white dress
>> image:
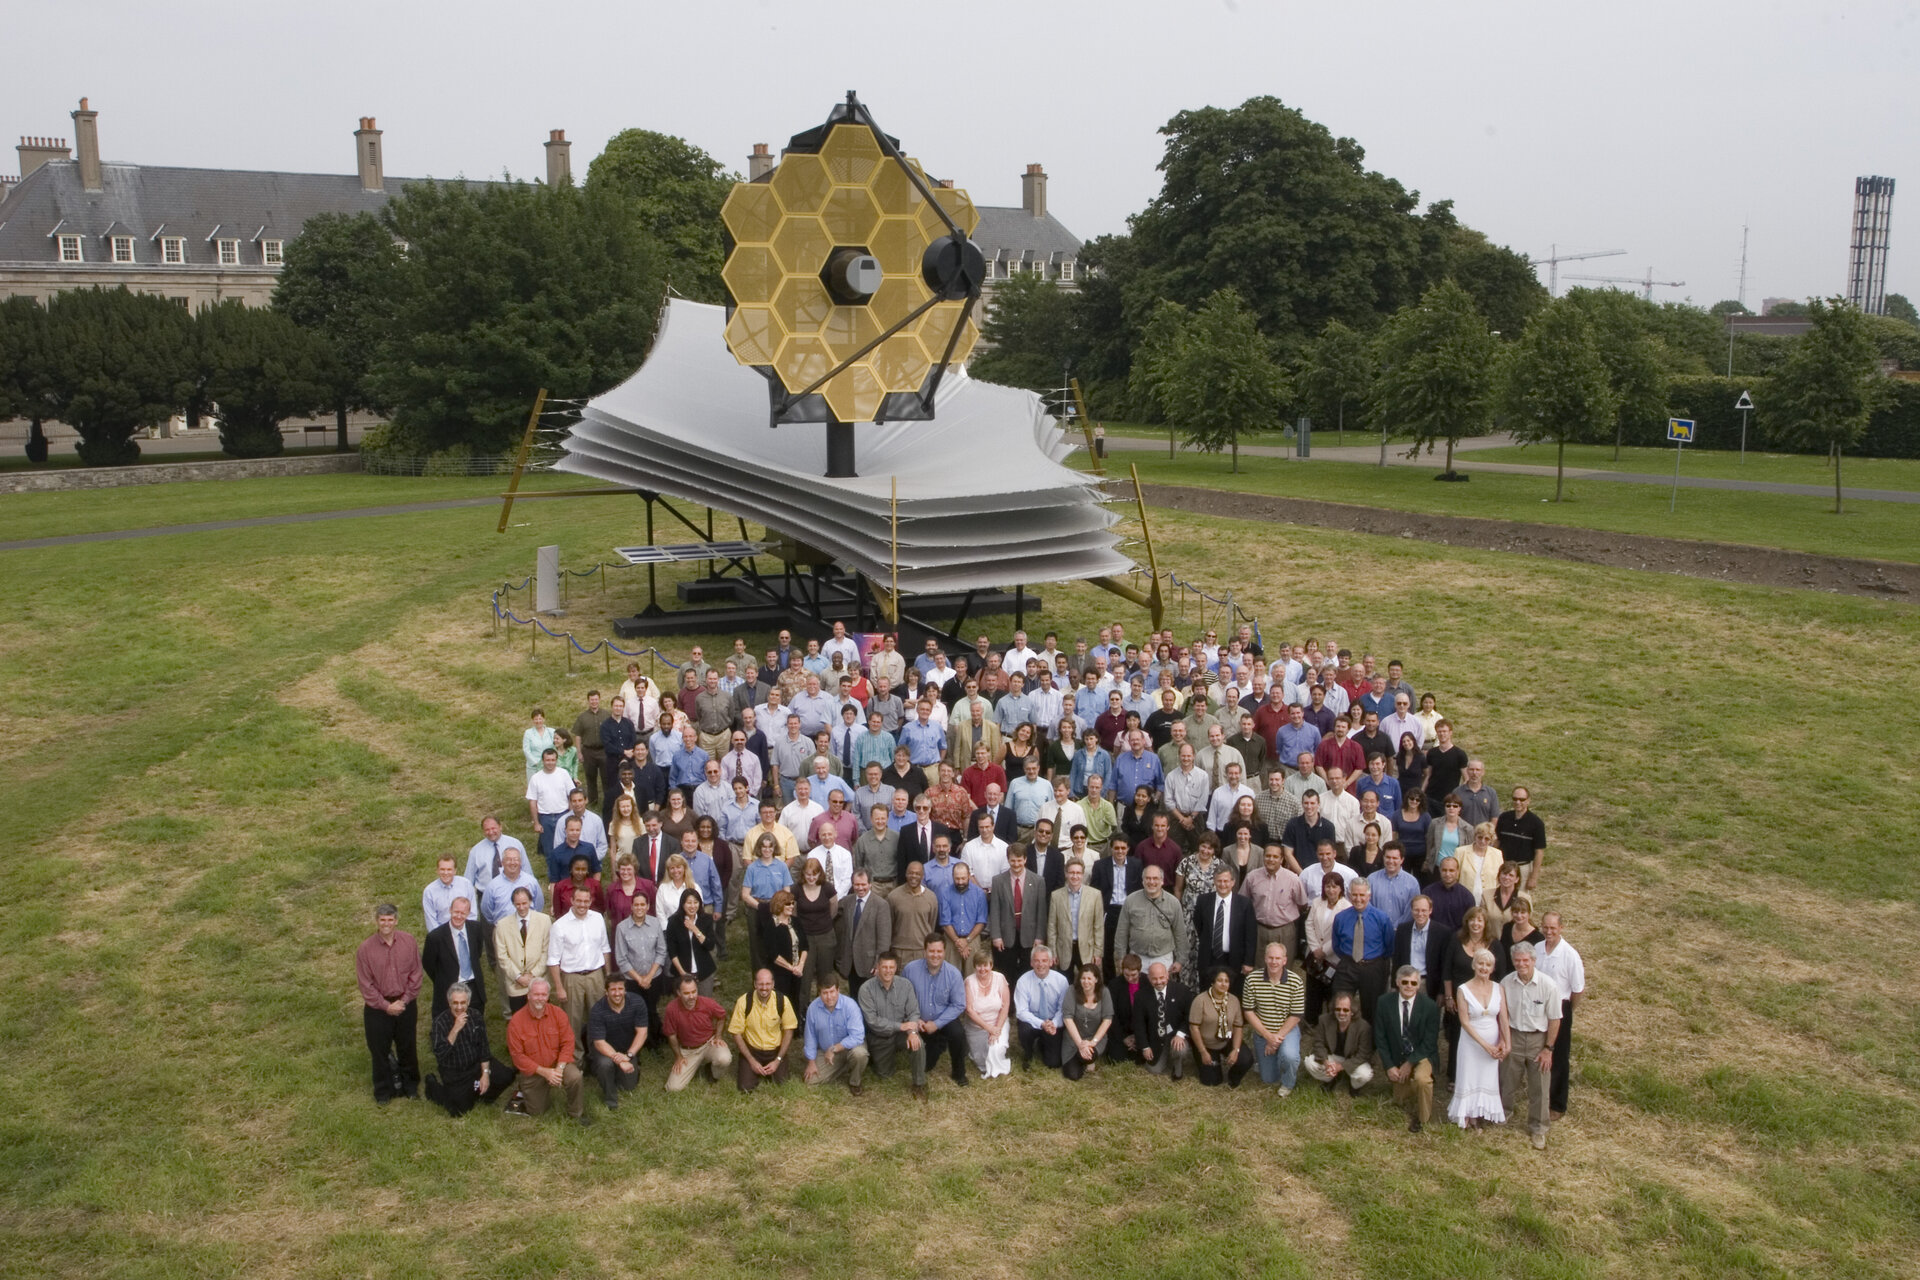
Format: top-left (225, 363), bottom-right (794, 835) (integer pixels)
top-left (964, 948), bottom-right (1012, 1078)
top-left (1447, 948), bottom-right (1510, 1130)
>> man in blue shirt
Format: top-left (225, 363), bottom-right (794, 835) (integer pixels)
top-left (1005, 756), bottom-right (1052, 835)
top-left (465, 816), bottom-right (528, 901)
top-left (1069, 730), bottom-right (1111, 800)
top-left (1329, 878), bottom-right (1395, 1023)
top-left (1108, 730), bottom-right (1165, 804)
top-left (897, 702), bottom-right (947, 775)
top-left (1274, 704), bottom-right (1322, 770)
top-left (902, 939), bottom-right (971, 1087)
top-left (788, 675), bottom-right (837, 740)
top-left (994, 673), bottom-right (1035, 740)
top-left (479, 845), bottom-right (543, 926)
top-left (1367, 846), bottom-right (1419, 927)
top-left (1354, 753), bottom-right (1402, 818)
top-left (802, 976), bottom-right (869, 1093)
top-left (851, 711), bottom-right (897, 775)
top-left (937, 863), bottom-right (989, 971)
top-left (667, 727), bottom-right (711, 800)
top-left (1012, 943), bottom-right (1070, 1070)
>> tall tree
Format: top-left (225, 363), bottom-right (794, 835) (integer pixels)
top-left (1160, 289), bottom-right (1286, 472)
top-left (1440, 222), bottom-right (1548, 341)
top-left (39, 288), bottom-right (195, 466)
top-left (1499, 298), bottom-right (1618, 501)
top-left (1885, 293), bottom-right (1919, 328)
top-left (1124, 97), bottom-right (1452, 345)
top-left (1372, 279), bottom-right (1497, 475)
top-left (370, 179), bottom-right (662, 455)
top-left (1565, 288), bottom-right (1669, 458)
top-left (1127, 299), bottom-right (1189, 455)
top-left (1297, 320), bottom-right (1373, 447)
top-left (585, 129), bottom-right (733, 304)
top-left (1767, 298), bottom-right (1888, 513)
top-left (195, 301), bottom-right (335, 458)
top-left (0, 296), bottom-right (54, 461)
top-left (272, 211), bottom-right (403, 450)
top-left (970, 274), bottom-right (1085, 392)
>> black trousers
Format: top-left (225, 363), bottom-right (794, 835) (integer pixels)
top-left (1551, 1000), bottom-right (1574, 1112)
top-left (1017, 1022), bottom-right (1063, 1069)
top-left (582, 746), bottom-right (605, 806)
top-left (1196, 1042), bottom-right (1254, 1088)
top-left (920, 1019), bottom-right (970, 1082)
top-left (1102, 905), bottom-right (1124, 973)
top-left (995, 942), bottom-right (1032, 985)
top-left (591, 1049), bottom-right (642, 1103)
top-left (1333, 956), bottom-right (1391, 1025)
top-left (425, 1057), bottom-right (514, 1115)
top-left (363, 1002), bottom-right (420, 1101)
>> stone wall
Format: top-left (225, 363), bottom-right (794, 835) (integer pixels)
top-left (0, 452), bottom-right (362, 494)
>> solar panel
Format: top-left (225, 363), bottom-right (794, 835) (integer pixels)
top-left (614, 541), bottom-right (770, 566)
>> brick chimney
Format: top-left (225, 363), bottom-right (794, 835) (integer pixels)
top-left (355, 116), bottom-right (384, 192)
top-left (15, 135), bottom-right (69, 178)
top-left (1021, 163), bottom-right (1047, 220)
top-left (748, 143), bottom-right (773, 180)
top-left (545, 129), bottom-right (572, 186)
top-left (71, 98), bottom-right (101, 191)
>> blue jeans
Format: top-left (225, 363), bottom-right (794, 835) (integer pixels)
top-left (1254, 1025), bottom-right (1301, 1088)
top-left (538, 811), bottom-right (563, 875)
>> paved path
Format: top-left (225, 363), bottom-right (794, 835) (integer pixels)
top-left (0, 497), bottom-right (496, 552)
top-left (1103, 433), bottom-right (1920, 503)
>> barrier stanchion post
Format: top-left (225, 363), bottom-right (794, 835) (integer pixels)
top-left (565, 635), bottom-right (574, 675)
top-left (604, 644), bottom-right (612, 674)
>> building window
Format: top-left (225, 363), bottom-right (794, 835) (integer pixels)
top-left (218, 239), bottom-right (240, 265)
top-left (162, 237), bottom-right (186, 264)
top-left (1058, 259), bottom-right (1074, 282)
top-left (170, 297), bottom-right (189, 308)
top-left (58, 234), bottom-right (83, 263)
top-left (112, 236), bottom-right (135, 263)
top-left (261, 239), bottom-right (283, 266)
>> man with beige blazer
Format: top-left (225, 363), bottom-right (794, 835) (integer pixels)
top-left (493, 886), bottom-right (552, 1013)
top-left (1047, 856), bottom-right (1105, 978)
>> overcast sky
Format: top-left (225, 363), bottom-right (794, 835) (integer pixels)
top-left (7, 1), bottom-right (1913, 308)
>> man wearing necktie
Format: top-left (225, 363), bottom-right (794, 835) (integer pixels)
top-left (424, 896), bottom-right (489, 1018)
top-left (1329, 879), bottom-right (1393, 1025)
top-left (638, 816), bottom-right (669, 885)
top-left (1376, 965), bottom-right (1440, 1132)
top-left (989, 847), bottom-right (1044, 983)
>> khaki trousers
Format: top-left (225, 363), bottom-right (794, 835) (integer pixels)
top-left (557, 969), bottom-right (605, 1064)
top-left (1391, 1058), bottom-right (1434, 1124)
top-left (665, 1038), bottom-right (732, 1091)
top-left (1502, 1029), bottom-right (1551, 1136)
top-left (806, 1045), bottom-right (870, 1088)
top-left (1255, 921), bottom-right (1300, 966)
top-left (513, 1064), bottom-right (584, 1117)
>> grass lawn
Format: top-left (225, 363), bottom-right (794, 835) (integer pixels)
top-left (1106, 452), bottom-right (1920, 564)
top-left (1465, 443), bottom-right (1920, 492)
top-left (3, 474), bottom-right (1917, 1278)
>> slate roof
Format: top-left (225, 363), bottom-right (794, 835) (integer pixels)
top-left (0, 159), bottom-right (432, 267)
top-left (971, 205), bottom-right (1082, 264)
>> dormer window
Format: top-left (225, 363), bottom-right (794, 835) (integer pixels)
top-left (217, 238), bottom-right (240, 265)
top-left (58, 234), bottom-right (83, 263)
top-left (162, 237), bottom-right (186, 264)
top-left (111, 236), bottom-right (135, 263)
top-left (1058, 259), bottom-right (1074, 283)
top-left (261, 239), bottom-right (283, 266)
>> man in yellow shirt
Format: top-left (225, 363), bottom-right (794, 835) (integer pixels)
top-left (728, 967), bottom-right (798, 1092)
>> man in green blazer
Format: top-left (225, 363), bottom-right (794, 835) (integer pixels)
top-left (1376, 965), bottom-right (1441, 1132)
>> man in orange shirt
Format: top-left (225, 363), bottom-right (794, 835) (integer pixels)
top-left (506, 977), bottom-right (589, 1125)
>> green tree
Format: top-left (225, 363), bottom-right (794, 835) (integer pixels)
top-left (970, 273), bottom-right (1085, 392)
top-left (1440, 223), bottom-right (1548, 340)
top-left (1767, 298), bottom-right (1889, 513)
top-left (195, 300), bottom-right (335, 458)
top-left (1127, 299), bottom-right (1189, 456)
top-left (1565, 288), bottom-right (1669, 458)
top-left (1297, 320), bottom-right (1373, 447)
top-left (1862, 313), bottom-right (1920, 370)
top-left (272, 211), bottom-right (403, 450)
top-left (0, 296), bottom-right (55, 461)
top-left (1885, 293), bottom-right (1919, 328)
top-left (370, 179), bottom-right (662, 456)
top-left (1709, 299), bottom-right (1751, 317)
top-left (1499, 298), bottom-right (1618, 501)
top-left (1372, 279), bottom-right (1497, 475)
top-left (586, 129), bottom-right (733, 303)
top-left (1124, 97), bottom-right (1451, 345)
top-left (1160, 289), bottom-right (1286, 472)
top-left (39, 288), bottom-right (195, 466)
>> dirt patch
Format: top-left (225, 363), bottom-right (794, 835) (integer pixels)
top-left (1141, 485), bottom-right (1920, 600)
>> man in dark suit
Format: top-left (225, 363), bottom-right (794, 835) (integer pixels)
top-left (1375, 965), bottom-right (1441, 1132)
top-left (1105, 953), bottom-right (1144, 1062)
top-left (1391, 895), bottom-right (1444, 999)
top-left (835, 870), bottom-right (892, 997)
top-left (422, 895), bottom-right (489, 1018)
top-left (988, 847), bottom-right (1046, 982)
top-left (1130, 961), bottom-right (1192, 1079)
top-left (898, 798), bottom-right (955, 870)
top-left (1192, 865), bottom-right (1257, 990)
top-left (633, 813), bottom-right (673, 886)
top-left (969, 793), bottom-right (1019, 846)
top-left (628, 742), bottom-right (672, 815)
top-left (1087, 838), bottom-right (1142, 976)
top-left (1018, 818), bottom-right (1066, 906)
top-left (599, 699), bottom-right (638, 820)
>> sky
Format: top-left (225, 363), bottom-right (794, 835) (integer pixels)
top-left (6, 1), bottom-right (1914, 308)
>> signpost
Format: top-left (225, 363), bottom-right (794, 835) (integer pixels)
top-left (1666, 417), bottom-right (1695, 512)
top-left (1734, 390), bottom-right (1754, 463)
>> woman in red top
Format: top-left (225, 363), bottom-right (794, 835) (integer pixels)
top-left (552, 852), bottom-right (605, 916)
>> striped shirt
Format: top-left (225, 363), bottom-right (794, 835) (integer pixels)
top-left (1240, 967), bottom-right (1305, 1032)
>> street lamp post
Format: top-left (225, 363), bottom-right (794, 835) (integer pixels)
top-left (1735, 389), bottom-right (1754, 464)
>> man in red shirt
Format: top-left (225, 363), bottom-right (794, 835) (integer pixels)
top-left (506, 977), bottom-right (588, 1124)
top-left (1250, 687), bottom-right (1292, 754)
top-left (661, 973), bottom-right (734, 1091)
top-left (1133, 811), bottom-right (1184, 880)
top-left (961, 743), bottom-right (1008, 809)
top-left (355, 904), bottom-right (422, 1104)
top-left (1315, 715), bottom-right (1365, 792)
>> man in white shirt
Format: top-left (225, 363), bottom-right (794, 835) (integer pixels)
top-left (546, 890), bottom-right (611, 1065)
top-left (1027, 670), bottom-right (1064, 738)
top-left (465, 815), bottom-right (527, 899)
top-left (781, 779), bottom-right (827, 855)
top-left (960, 811), bottom-right (1010, 889)
top-left (1498, 942), bottom-right (1562, 1148)
top-left (423, 856), bottom-right (477, 934)
top-left (1205, 762), bottom-right (1256, 834)
top-left (692, 760), bottom-right (732, 827)
top-left (821, 621), bottom-right (862, 672)
top-left (867, 632), bottom-right (906, 689)
top-left (1003, 630), bottom-right (1040, 679)
top-left (1163, 743), bottom-right (1210, 851)
top-left (1379, 694), bottom-right (1423, 751)
top-left (1037, 780), bottom-right (1085, 851)
top-left (525, 748), bottom-right (576, 874)
top-left (1534, 912), bottom-right (1585, 1118)
top-left (813, 821), bottom-right (855, 897)
top-left (1321, 768), bottom-right (1365, 851)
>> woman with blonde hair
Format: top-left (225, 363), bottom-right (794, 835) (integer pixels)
top-left (1481, 861), bottom-right (1524, 936)
top-left (758, 888), bottom-right (808, 1007)
top-left (1458, 822), bottom-right (1504, 899)
top-left (654, 853), bottom-right (692, 921)
top-left (964, 947), bottom-right (1012, 1078)
top-left (608, 794), bottom-right (646, 863)
top-left (1446, 947), bottom-right (1508, 1130)
top-left (793, 856), bottom-right (839, 999)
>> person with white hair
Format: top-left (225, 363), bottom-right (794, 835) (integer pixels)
top-left (1446, 948), bottom-right (1509, 1129)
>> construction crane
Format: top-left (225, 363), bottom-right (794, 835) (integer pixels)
top-left (1562, 268), bottom-right (1686, 302)
top-left (1528, 245), bottom-right (1626, 295)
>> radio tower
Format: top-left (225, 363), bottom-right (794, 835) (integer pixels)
top-left (1847, 177), bottom-right (1894, 314)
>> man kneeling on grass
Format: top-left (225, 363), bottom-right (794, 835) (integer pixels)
top-left (506, 978), bottom-right (589, 1126)
top-left (729, 968), bottom-right (798, 1092)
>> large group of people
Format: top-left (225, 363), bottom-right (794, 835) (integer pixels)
top-left (356, 621), bottom-right (1586, 1147)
